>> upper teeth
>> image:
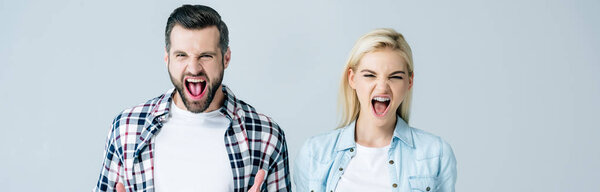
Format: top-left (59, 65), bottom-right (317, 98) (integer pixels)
top-left (187, 78), bottom-right (205, 83)
top-left (373, 97), bottom-right (390, 102)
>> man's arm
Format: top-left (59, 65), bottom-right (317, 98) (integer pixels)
top-left (265, 126), bottom-right (291, 192)
top-left (93, 120), bottom-right (124, 192)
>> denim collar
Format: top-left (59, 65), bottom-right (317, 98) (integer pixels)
top-left (336, 116), bottom-right (415, 151)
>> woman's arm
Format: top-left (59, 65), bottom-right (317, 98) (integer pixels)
top-left (437, 139), bottom-right (457, 192)
top-left (293, 138), bottom-right (313, 191)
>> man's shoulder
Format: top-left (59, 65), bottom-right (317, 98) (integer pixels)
top-left (231, 98), bottom-right (285, 138)
top-left (110, 91), bottom-right (171, 130)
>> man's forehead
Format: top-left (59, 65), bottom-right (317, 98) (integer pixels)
top-left (170, 24), bottom-right (220, 51)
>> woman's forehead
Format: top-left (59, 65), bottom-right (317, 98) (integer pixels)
top-left (357, 50), bottom-right (407, 72)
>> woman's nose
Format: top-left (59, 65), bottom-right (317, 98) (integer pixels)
top-left (374, 78), bottom-right (390, 92)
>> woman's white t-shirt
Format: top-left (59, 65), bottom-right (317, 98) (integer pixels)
top-left (335, 143), bottom-right (392, 192)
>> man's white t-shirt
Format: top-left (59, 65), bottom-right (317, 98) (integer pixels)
top-left (335, 143), bottom-right (392, 192)
top-left (153, 102), bottom-right (233, 192)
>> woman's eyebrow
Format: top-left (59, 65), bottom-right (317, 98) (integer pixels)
top-left (390, 71), bottom-right (406, 75)
top-left (360, 69), bottom-right (376, 74)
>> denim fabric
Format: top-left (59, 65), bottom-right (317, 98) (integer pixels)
top-left (294, 117), bottom-right (456, 192)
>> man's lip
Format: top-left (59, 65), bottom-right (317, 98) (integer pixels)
top-left (184, 76), bottom-right (207, 82)
top-left (183, 76), bottom-right (207, 100)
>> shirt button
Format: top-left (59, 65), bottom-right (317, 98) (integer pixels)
top-left (392, 183), bottom-right (398, 188)
top-left (339, 168), bottom-right (343, 171)
top-left (349, 148), bottom-right (354, 152)
top-left (426, 186), bottom-right (431, 191)
top-left (389, 160), bottom-right (394, 164)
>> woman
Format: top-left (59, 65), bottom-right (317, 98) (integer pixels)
top-left (294, 29), bottom-right (457, 192)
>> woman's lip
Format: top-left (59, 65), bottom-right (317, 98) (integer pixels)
top-left (371, 95), bottom-right (391, 100)
top-left (371, 95), bottom-right (391, 117)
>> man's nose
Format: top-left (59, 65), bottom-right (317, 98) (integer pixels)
top-left (187, 60), bottom-right (203, 75)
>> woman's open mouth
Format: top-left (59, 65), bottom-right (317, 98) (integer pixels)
top-left (371, 96), bottom-right (391, 117)
top-left (184, 76), bottom-right (207, 100)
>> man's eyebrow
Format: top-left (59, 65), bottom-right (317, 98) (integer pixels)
top-left (172, 50), bottom-right (186, 55)
top-left (200, 51), bottom-right (218, 56)
top-left (171, 50), bottom-right (218, 56)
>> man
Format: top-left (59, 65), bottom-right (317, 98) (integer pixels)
top-left (94, 5), bottom-right (290, 192)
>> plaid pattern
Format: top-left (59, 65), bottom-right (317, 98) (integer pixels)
top-left (94, 85), bottom-right (290, 192)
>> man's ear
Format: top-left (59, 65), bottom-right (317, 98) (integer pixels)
top-left (164, 48), bottom-right (169, 67)
top-left (348, 68), bottom-right (356, 89)
top-left (223, 47), bottom-right (231, 69)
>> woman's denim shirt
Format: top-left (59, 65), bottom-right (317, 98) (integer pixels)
top-left (293, 117), bottom-right (457, 192)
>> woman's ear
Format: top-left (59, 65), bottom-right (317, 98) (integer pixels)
top-left (408, 73), bottom-right (414, 89)
top-left (348, 68), bottom-right (356, 89)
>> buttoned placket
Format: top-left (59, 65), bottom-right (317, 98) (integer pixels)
top-left (326, 146), bottom-right (355, 192)
top-left (387, 138), bottom-right (401, 192)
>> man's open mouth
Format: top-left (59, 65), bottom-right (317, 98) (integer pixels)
top-left (184, 77), bottom-right (207, 99)
top-left (371, 96), bottom-right (391, 117)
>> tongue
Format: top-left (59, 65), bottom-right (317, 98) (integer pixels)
top-left (189, 82), bottom-right (202, 96)
top-left (374, 101), bottom-right (387, 114)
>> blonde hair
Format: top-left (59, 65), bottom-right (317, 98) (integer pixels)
top-left (337, 28), bottom-right (414, 128)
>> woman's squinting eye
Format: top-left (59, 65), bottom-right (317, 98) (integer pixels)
top-left (391, 76), bottom-right (403, 79)
top-left (363, 74), bottom-right (375, 78)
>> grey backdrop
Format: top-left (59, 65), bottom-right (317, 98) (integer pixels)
top-left (1, 0), bottom-right (599, 191)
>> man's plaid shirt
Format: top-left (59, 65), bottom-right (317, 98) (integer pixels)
top-left (94, 85), bottom-right (291, 192)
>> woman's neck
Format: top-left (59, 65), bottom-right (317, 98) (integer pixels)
top-left (354, 114), bottom-right (396, 148)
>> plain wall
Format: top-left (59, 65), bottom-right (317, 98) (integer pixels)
top-left (1, 0), bottom-right (599, 191)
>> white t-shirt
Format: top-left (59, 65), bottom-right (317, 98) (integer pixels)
top-left (335, 143), bottom-right (392, 192)
top-left (153, 102), bottom-right (233, 192)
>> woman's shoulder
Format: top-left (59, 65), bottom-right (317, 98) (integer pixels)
top-left (408, 126), bottom-right (455, 159)
top-left (307, 128), bottom-right (344, 144)
top-left (298, 128), bottom-right (345, 161)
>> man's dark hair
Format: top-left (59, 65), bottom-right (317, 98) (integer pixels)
top-left (165, 5), bottom-right (229, 56)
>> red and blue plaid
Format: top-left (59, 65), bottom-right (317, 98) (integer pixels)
top-left (94, 85), bottom-right (291, 192)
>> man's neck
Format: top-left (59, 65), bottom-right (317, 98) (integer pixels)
top-left (205, 85), bottom-right (225, 112)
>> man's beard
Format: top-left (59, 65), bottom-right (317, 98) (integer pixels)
top-left (168, 65), bottom-right (224, 113)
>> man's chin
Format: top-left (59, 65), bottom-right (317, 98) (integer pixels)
top-left (182, 99), bottom-right (209, 113)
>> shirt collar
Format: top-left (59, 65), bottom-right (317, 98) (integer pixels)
top-left (135, 84), bottom-right (237, 158)
top-left (335, 116), bottom-right (415, 151)
top-left (218, 85), bottom-right (238, 121)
